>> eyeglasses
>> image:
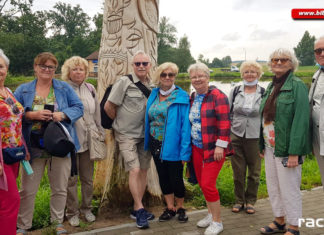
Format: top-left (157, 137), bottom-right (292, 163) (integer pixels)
top-left (190, 74), bottom-right (206, 80)
top-left (5, 97), bottom-right (20, 115)
top-left (314, 48), bottom-right (324, 55)
top-left (160, 72), bottom-right (175, 78)
top-left (271, 58), bottom-right (291, 64)
top-left (133, 62), bottom-right (149, 67)
top-left (37, 64), bottom-right (56, 71)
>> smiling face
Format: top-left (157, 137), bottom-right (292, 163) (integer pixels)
top-left (34, 59), bottom-right (56, 81)
top-left (0, 57), bottom-right (8, 85)
top-left (315, 38), bottom-right (324, 66)
top-left (190, 69), bottom-right (209, 94)
top-left (159, 68), bottom-right (176, 91)
top-left (69, 65), bottom-right (87, 85)
top-left (270, 56), bottom-right (293, 78)
top-left (242, 66), bottom-right (259, 83)
top-left (132, 53), bottom-right (151, 81)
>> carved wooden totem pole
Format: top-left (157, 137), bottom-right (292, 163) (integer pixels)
top-left (94, 0), bottom-right (161, 208)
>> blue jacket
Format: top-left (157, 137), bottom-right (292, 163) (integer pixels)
top-left (14, 79), bottom-right (84, 157)
top-left (144, 86), bottom-right (191, 161)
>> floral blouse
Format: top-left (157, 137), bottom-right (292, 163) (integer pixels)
top-left (263, 118), bottom-right (275, 148)
top-left (0, 88), bottom-right (24, 148)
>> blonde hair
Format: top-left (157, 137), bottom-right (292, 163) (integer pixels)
top-left (61, 56), bottom-right (89, 81)
top-left (187, 63), bottom-right (210, 78)
top-left (240, 61), bottom-right (263, 79)
top-left (153, 62), bottom-right (178, 86)
top-left (268, 48), bottom-right (299, 72)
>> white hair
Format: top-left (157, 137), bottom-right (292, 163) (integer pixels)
top-left (132, 50), bottom-right (151, 63)
top-left (315, 36), bottom-right (324, 45)
top-left (0, 49), bottom-right (10, 67)
top-left (268, 48), bottom-right (299, 72)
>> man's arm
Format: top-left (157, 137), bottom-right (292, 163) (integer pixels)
top-left (104, 101), bottom-right (117, 120)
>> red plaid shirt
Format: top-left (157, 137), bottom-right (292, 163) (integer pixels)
top-left (190, 87), bottom-right (233, 162)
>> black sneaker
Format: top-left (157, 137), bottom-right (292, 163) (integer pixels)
top-left (159, 208), bottom-right (176, 222)
top-left (177, 208), bottom-right (188, 222)
top-left (136, 208), bottom-right (149, 229)
top-left (130, 209), bottom-right (155, 220)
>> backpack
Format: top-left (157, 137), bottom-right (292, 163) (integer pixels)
top-left (100, 74), bottom-right (151, 129)
top-left (230, 85), bottom-right (265, 114)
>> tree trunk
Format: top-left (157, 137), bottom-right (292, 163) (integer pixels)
top-left (93, 0), bottom-right (161, 210)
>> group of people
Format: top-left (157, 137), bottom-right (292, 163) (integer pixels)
top-left (0, 35), bottom-right (323, 235)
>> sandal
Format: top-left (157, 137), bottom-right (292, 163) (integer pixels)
top-left (231, 204), bottom-right (244, 213)
top-left (16, 228), bottom-right (28, 235)
top-left (260, 220), bottom-right (286, 234)
top-left (285, 228), bottom-right (300, 235)
top-left (56, 224), bottom-right (68, 235)
top-left (245, 204), bottom-right (255, 214)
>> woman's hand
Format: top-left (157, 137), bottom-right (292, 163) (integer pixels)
top-left (0, 164), bottom-right (3, 176)
top-left (25, 152), bottom-right (30, 161)
top-left (260, 150), bottom-right (265, 158)
top-left (214, 146), bottom-right (224, 161)
top-left (52, 112), bottom-right (65, 122)
top-left (287, 155), bottom-right (299, 168)
top-left (26, 110), bottom-right (53, 121)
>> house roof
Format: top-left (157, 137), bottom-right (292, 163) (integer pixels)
top-left (86, 51), bottom-right (99, 60)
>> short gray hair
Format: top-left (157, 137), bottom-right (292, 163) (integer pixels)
top-left (315, 36), bottom-right (324, 46)
top-left (132, 50), bottom-right (151, 63)
top-left (0, 49), bottom-right (10, 67)
top-left (268, 48), bottom-right (299, 72)
top-left (187, 62), bottom-right (210, 77)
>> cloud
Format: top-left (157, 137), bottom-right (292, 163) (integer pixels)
top-left (222, 32), bottom-right (241, 41)
top-left (249, 29), bottom-right (287, 40)
top-left (232, 0), bottom-right (256, 10)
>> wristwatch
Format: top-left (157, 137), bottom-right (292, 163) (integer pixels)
top-left (61, 112), bottom-right (66, 120)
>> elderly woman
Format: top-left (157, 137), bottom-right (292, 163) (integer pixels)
top-left (189, 63), bottom-right (231, 235)
top-left (144, 62), bottom-right (191, 222)
top-left (229, 61), bottom-right (264, 214)
top-left (62, 56), bottom-right (105, 226)
top-left (14, 52), bottom-right (83, 235)
top-left (259, 49), bottom-right (310, 235)
top-left (0, 49), bottom-right (29, 235)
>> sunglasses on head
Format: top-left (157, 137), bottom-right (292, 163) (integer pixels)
top-left (134, 62), bottom-right (149, 67)
top-left (271, 58), bottom-right (291, 64)
top-left (160, 72), bottom-right (175, 78)
top-left (5, 97), bottom-right (20, 115)
top-left (314, 48), bottom-right (324, 55)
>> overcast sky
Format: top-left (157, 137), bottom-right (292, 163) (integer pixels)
top-left (32, 0), bottom-right (323, 61)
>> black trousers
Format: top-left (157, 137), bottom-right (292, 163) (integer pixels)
top-left (152, 152), bottom-right (185, 198)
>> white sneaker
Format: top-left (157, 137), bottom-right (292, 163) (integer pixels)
top-left (68, 215), bottom-right (80, 227)
top-left (84, 211), bottom-right (96, 222)
top-left (204, 221), bottom-right (223, 235)
top-left (197, 213), bottom-right (212, 228)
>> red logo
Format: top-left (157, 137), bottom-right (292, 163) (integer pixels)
top-left (292, 9), bottom-right (324, 19)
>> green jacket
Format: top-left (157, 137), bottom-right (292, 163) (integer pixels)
top-left (259, 72), bottom-right (311, 157)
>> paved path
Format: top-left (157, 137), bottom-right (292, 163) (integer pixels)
top-left (72, 187), bottom-right (324, 235)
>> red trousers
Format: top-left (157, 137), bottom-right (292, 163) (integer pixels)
top-left (0, 163), bottom-right (20, 235)
top-left (192, 145), bottom-right (224, 202)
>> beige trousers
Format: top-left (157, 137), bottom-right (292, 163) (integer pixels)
top-left (66, 150), bottom-right (94, 218)
top-left (17, 157), bottom-right (71, 229)
top-left (313, 125), bottom-right (324, 188)
top-left (264, 147), bottom-right (302, 226)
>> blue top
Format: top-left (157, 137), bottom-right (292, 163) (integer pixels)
top-left (14, 79), bottom-right (84, 158)
top-left (189, 94), bottom-right (205, 148)
top-left (148, 89), bottom-right (178, 141)
top-left (144, 86), bottom-right (191, 161)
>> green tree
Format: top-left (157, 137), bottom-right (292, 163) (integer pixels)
top-left (210, 57), bottom-right (223, 68)
top-left (175, 35), bottom-right (195, 72)
top-left (157, 16), bottom-right (177, 64)
top-left (294, 31), bottom-right (316, 66)
top-left (47, 2), bottom-right (90, 41)
top-left (221, 56), bottom-right (232, 67)
top-left (198, 54), bottom-right (210, 66)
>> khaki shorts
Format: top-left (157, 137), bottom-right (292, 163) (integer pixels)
top-left (114, 131), bottom-right (151, 172)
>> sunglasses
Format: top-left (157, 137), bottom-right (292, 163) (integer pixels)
top-left (5, 97), bottom-right (20, 115)
top-left (160, 72), bottom-right (175, 78)
top-left (314, 48), bottom-right (324, 55)
top-left (271, 58), bottom-right (291, 64)
top-left (133, 62), bottom-right (149, 67)
top-left (37, 64), bottom-right (56, 71)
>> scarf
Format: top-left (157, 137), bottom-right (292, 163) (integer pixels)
top-left (263, 70), bottom-right (291, 123)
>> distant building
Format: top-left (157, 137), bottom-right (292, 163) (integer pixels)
top-left (86, 51), bottom-right (99, 77)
